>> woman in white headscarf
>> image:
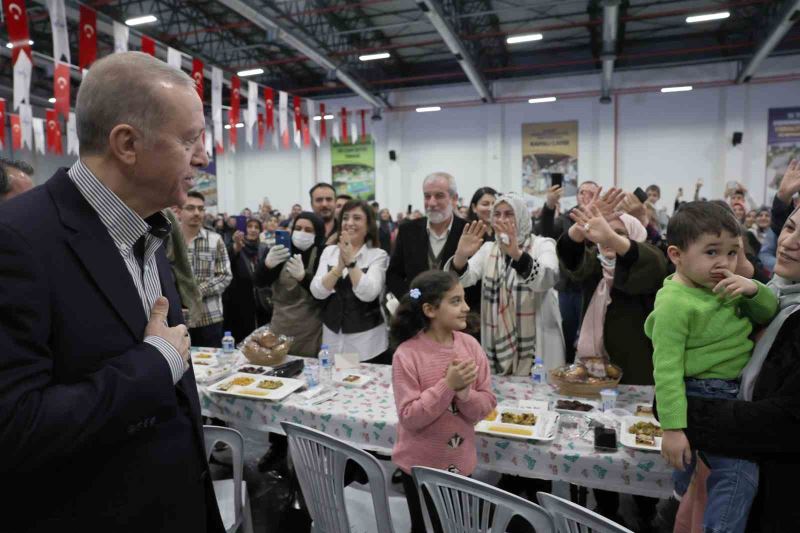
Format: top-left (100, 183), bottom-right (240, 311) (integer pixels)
top-left (446, 192), bottom-right (564, 376)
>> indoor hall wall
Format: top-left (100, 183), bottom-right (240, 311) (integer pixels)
top-left (216, 56), bottom-right (800, 217)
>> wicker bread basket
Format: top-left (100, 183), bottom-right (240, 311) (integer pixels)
top-left (241, 326), bottom-right (293, 366)
top-left (549, 360), bottom-right (622, 398)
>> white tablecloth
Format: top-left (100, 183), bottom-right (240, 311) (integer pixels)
top-left (196, 353), bottom-right (672, 498)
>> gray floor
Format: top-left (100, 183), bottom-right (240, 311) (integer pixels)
top-left (210, 422), bottom-right (675, 532)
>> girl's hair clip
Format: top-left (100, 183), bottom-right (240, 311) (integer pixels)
top-left (409, 288), bottom-right (421, 300)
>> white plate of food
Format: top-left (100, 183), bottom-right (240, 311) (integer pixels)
top-left (620, 416), bottom-right (663, 452)
top-left (553, 398), bottom-right (599, 415)
top-left (476, 408), bottom-right (559, 441)
top-left (235, 364), bottom-right (273, 375)
top-left (192, 351), bottom-right (219, 367)
top-left (334, 372), bottom-right (373, 388)
top-left (208, 373), bottom-right (305, 401)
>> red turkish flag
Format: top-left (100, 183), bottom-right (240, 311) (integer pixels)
top-left (10, 114), bottom-right (21, 150)
top-left (230, 76), bottom-right (240, 124)
top-left (293, 96), bottom-right (301, 132)
top-left (0, 99), bottom-right (5, 148)
top-left (53, 62), bottom-right (70, 120)
top-left (54, 118), bottom-right (63, 155)
top-left (78, 5), bottom-right (97, 70)
top-left (340, 108), bottom-right (348, 144)
top-left (360, 110), bottom-right (367, 142)
top-left (3, 0), bottom-right (31, 62)
top-left (228, 109), bottom-right (237, 151)
top-left (141, 35), bottom-right (155, 56)
top-left (46, 109), bottom-right (58, 152)
top-left (191, 58), bottom-right (204, 101)
top-left (257, 113), bottom-right (265, 148)
top-left (302, 116), bottom-right (310, 147)
top-left (264, 88), bottom-right (274, 130)
top-left (320, 103), bottom-right (327, 141)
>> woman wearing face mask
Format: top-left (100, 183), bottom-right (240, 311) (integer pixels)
top-left (253, 212), bottom-right (326, 357)
top-left (558, 196), bottom-right (668, 528)
top-left (446, 192), bottom-right (564, 375)
top-left (311, 200), bottom-right (390, 363)
top-left (223, 218), bottom-right (271, 343)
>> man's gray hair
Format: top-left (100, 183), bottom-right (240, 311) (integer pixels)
top-left (423, 172), bottom-right (458, 198)
top-left (76, 52), bottom-right (196, 155)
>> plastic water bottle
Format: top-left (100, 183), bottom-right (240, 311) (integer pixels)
top-left (318, 344), bottom-right (333, 386)
top-left (221, 331), bottom-right (235, 360)
top-left (531, 356), bottom-right (546, 386)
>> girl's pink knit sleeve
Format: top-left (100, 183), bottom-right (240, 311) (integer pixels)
top-left (454, 344), bottom-right (497, 424)
top-left (393, 352), bottom-right (456, 432)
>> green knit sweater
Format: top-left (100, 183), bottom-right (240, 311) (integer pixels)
top-left (644, 276), bottom-right (778, 429)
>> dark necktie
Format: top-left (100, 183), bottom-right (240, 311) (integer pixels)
top-left (133, 234), bottom-right (147, 272)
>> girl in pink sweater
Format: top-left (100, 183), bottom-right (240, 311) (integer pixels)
top-left (391, 270), bottom-right (496, 533)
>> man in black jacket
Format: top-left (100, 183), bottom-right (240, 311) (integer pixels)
top-left (387, 172), bottom-right (466, 299)
top-left (0, 52), bottom-right (223, 532)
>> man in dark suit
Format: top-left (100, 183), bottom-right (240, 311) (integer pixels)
top-left (0, 52), bottom-right (224, 532)
top-left (386, 172), bottom-right (467, 299)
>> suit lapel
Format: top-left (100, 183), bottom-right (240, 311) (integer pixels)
top-left (48, 172), bottom-right (147, 340)
top-left (442, 217), bottom-right (465, 263)
top-left (156, 247), bottom-right (207, 456)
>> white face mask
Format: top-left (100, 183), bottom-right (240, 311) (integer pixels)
top-left (292, 231), bottom-right (315, 251)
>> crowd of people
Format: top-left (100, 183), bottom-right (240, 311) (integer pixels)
top-left (177, 161), bottom-right (800, 532)
top-left (2, 51), bottom-right (799, 533)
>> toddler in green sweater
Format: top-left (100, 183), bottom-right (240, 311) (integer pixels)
top-left (645, 201), bottom-right (777, 533)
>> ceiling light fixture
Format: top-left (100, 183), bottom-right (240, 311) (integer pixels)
top-left (415, 106), bottom-right (441, 113)
top-left (359, 52), bottom-right (390, 61)
top-left (125, 15), bottom-right (157, 26)
top-left (660, 85), bottom-right (693, 93)
top-left (237, 68), bottom-right (264, 77)
top-left (506, 33), bottom-right (543, 44)
top-left (6, 40), bottom-right (34, 49)
top-left (686, 12), bottom-right (730, 24)
top-left (48, 97), bottom-right (57, 103)
top-left (528, 96), bottom-right (557, 104)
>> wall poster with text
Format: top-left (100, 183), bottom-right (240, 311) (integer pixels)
top-left (766, 107), bottom-right (800, 203)
top-left (521, 121), bottom-right (578, 210)
top-left (331, 140), bottom-right (375, 201)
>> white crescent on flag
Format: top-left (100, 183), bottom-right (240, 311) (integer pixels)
top-left (9, 2), bottom-right (23, 20)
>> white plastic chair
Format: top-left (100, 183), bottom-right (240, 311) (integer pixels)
top-left (537, 491), bottom-right (635, 533)
top-left (281, 421), bottom-right (395, 533)
top-left (412, 466), bottom-right (555, 533)
top-left (203, 425), bottom-right (255, 533)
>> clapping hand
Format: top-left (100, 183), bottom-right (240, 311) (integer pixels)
top-left (494, 219), bottom-right (522, 260)
top-left (570, 205), bottom-right (618, 247)
top-left (712, 268), bottom-right (758, 298)
top-left (592, 187), bottom-right (626, 219)
top-left (445, 359), bottom-right (477, 391)
top-left (453, 221), bottom-right (487, 267)
top-left (778, 159), bottom-right (800, 202)
top-left (338, 236), bottom-right (356, 268)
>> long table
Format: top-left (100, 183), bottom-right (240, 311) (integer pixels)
top-left (196, 353), bottom-right (672, 499)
